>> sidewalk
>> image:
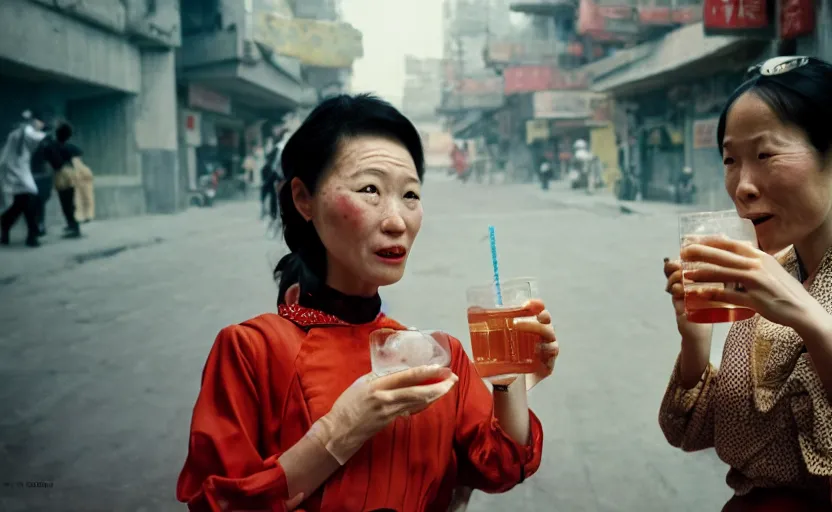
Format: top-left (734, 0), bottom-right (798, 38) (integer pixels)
top-left (0, 201), bottom-right (263, 284)
top-left (531, 179), bottom-right (699, 217)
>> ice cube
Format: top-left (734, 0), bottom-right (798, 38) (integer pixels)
top-left (370, 329), bottom-right (451, 376)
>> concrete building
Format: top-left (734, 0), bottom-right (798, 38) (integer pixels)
top-left (177, 0), bottom-right (312, 198)
top-left (0, 0), bottom-right (183, 221)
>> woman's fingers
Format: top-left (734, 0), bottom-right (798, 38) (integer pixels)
top-left (523, 299), bottom-right (546, 316)
top-left (664, 258), bottom-right (681, 278)
top-left (696, 236), bottom-right (760, 258)
top-left (681, 244), bottom-right (761, 270)
top-left (514, 319), bottom-right (556, 342)
top-left (537, 309), bottom-right (552, 325)
top-left (372, 365), bottom-right (453, 391)
top-left (684, 267), bottom-right (750, 286)
top-left (539, 341), bottom-right (559, 364)
top-left (381, 375), bottom-right (459, 416)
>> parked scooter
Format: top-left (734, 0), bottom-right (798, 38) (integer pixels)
top-left (188, 173), bottom-right (218, 208)
top-left (568, 139), bottom-right (595, 191)
top-left (675, 166), bottom-right (696, 204)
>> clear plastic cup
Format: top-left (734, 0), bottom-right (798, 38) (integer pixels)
top-left (465, 278), bottom-right (540, 386)
top-left (369, 329), bottom-right (452, 378)
top-left (679, 210), bottom-right (757, 324)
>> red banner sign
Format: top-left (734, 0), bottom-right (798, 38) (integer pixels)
top-left (578, 0), bottom-right (641, 40)
top-left (780, 0), bottom-right (814, 39)
top-left (504, 66), bottom-right (590, 95)
top-left (703, 0), bottom-right (769, 31)
top-left (638, 6), bottom-right (701, 25)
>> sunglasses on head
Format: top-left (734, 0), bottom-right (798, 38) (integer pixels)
top-left (744, 56), bottom-right (810, 80)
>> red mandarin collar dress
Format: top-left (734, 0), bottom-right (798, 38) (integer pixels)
top-left (177, 304), bottom-right (544, 511)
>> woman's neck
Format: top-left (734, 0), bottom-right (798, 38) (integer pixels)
top-left (795, 217), bottom-right (832, 278)
top-left (325, 260), bottom-right (379, 298)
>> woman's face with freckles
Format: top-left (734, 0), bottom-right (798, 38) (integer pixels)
top-left (292, 135), bottom-right (423, 296)
top-left (722, 92), bottom-right (832, 254)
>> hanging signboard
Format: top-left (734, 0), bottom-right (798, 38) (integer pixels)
top-left (255, 13), bottom-right (364, 68)
top-left (779, 0), bottom-right (815, 39)
top-left (504, 66), bottom-right (590, 95)
top-left (638, 6), bottom-right (702, 25)
top-left (577, 0), bottom-right (642, 41)
top-left (693, 118), bottom-right (719, 149)
top-left (485, 40), bottom-right (567, 65)
top-left (703, 0), bottom-right (774, 37)
top-left (533, 91), bottom-right (607, 119)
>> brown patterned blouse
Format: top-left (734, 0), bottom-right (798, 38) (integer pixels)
top-left (659, 246), bottom-right (832, 500)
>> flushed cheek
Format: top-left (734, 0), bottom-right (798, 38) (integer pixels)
top-left (327, 193), bottom-right (369, 231)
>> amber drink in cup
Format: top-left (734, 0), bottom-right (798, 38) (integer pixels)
top-left (679, 210), bottom-right (757, 324)
top-left (466, 279), bottom-right (540, 386)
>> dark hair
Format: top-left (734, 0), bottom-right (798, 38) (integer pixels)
top-left (274, 253), bottom-right (302, 306)
top-left (276, 93), bottom-right (424, 279)
top-left (717, 58), bottom-right (832, 157)
top-left (56, 122), bottom-right (73, 143)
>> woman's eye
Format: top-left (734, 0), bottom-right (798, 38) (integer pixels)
top-left (358, 185), bottom-right (379, 194)
top-left (404, 191), bottom-right (420, 200)
top-left (723, 157), bottom-right (735, 165)
top-left (758, 152), bottom-right (772, 160)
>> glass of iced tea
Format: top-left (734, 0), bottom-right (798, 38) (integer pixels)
top-left (466, 278), bottom-right (540, 386)
top-left (679, 210), bottom-right (757, 324)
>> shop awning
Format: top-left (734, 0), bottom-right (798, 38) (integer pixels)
top-left (591, 23), bottom-right (761, 96)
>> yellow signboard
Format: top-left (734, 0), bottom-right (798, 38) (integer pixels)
top-left (526, 119), bottom-right (550, 145)
top-left (255, 13), bottom-right (364, 69)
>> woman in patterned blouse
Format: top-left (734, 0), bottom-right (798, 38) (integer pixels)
top-left (661, 56), bottom-right (832, 511)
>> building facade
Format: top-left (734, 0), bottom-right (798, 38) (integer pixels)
top-left (0, 0), bottom-right (362, 223)
top-left (0, 0), bottom-right (183, 222)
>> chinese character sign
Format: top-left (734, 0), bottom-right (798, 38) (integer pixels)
top-left (704, 0), bottom-right (770, 31)
top-left (779, 0), bottom-right (814, 39)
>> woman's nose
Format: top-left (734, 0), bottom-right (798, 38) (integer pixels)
top-left (734, 169), bottom-right (761, 203)
top-left (380, 210), bottom-right (407, 235)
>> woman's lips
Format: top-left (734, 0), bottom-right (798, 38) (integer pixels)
top-left (375, 246), bottom-right (407, 263)
top-left (751, 215), bottom-right (774, 226)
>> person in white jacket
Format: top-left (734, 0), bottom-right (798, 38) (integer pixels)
top-left (0, 110), bottom-right (48, 247)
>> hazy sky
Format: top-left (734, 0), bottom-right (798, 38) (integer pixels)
top-left (341, 0), bottom-right (445, 107)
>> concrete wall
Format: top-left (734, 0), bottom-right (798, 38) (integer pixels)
top-left (137, 50), bottom-right (181, 214)
top-left (0, 0), bottom-right (141, 93)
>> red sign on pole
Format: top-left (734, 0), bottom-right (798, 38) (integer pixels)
top-left (703, 0), bottom-right (770, 31)
top-left (780, 0), bottom-right (814, 39)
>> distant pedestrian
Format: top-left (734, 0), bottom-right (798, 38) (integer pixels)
top-left (0, 109), bottom-right (48, 247)
top-left (260, 127), bottom-right (287, 225)
top-left (73, 153), bottom-right (95, 224)
top-left (43, 122), bottom-right (82, 238)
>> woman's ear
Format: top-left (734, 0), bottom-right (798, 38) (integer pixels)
top-left (284, 283), bottom-right (300, 305)
top-left (291, 177), bottom-right (313, 221)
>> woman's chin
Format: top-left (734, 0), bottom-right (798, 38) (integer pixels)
top-left (369, 267), bottom-right (406, 287)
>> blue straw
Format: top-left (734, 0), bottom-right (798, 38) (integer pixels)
top-left (488, 225), bottom-right (503, 306)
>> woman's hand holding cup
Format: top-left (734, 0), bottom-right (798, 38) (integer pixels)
top-left (310, 365), bottom-right (458, 465)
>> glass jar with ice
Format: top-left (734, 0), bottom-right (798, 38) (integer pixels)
top-left (369, 328), bottom-right (452, 378)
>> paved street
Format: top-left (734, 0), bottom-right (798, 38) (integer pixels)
top-left (0, 175), bottom-right (733, 511)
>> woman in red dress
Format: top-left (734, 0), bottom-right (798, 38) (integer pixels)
top-left (176, 94), bottom-right (558, 511)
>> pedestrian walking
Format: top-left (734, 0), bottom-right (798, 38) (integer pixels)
top-left (43, 123), bottom-right (82, 238)
top-left (0, 110), bottom-right (48, 247)
top-left (260, 126), bottom-right (287, 232)
top-left (30, 135), bottom-right (55, 236)
top-left (73, 154), bottom-right (95, 223)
